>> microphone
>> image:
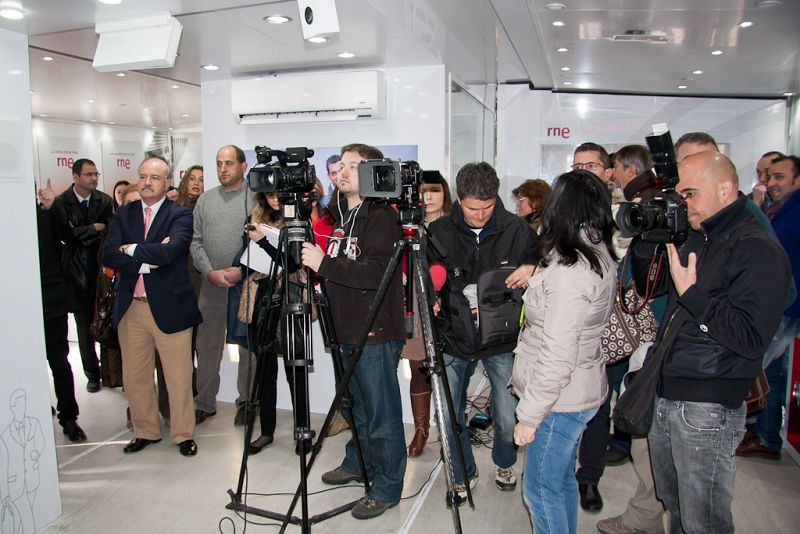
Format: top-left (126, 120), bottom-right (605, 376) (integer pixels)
top-left (429, 262), bottom-right (447, 292)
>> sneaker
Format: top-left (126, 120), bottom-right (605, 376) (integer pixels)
top-left (350, 496), bottom-right (398, 520)
top-left (445, 469), bottom-right (479, 508)
top-left (321, 466), bottom-right (363, 485)
top-left (596, 515), bottom-right (664, 534)
top-left (495, 465), bottom-right (517, 491)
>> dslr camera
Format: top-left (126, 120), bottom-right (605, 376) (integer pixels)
top-left (616, 127), bottom-right (689, 245)
top-left (248, 146), bottom-right (317, 194)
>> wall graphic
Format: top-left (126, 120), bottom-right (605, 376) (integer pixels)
top-left (101, 141), bottom-right (144, 194)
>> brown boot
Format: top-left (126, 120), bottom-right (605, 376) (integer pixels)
top-left (325, 409), bottom-right (350, 437)
top-left (408, 392), bottom-right (431, 457)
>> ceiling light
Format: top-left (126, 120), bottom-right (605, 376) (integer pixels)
top-left (677, 85), bottom-right (687, 89)
top-left (563, 81), bottom-right (572, 86)
top-left (754, 0), bottom-right (782, 8)
top-left (739, 21), bottom-right (753, 28)
top-left (88, 99), bottom-right (96, 103)
top-left (0, 7), bottom-right (24, 20)
top-left (98, 0), bottom-right (123, 5)
top-left (783, 92), bottom-right (793, 97)
top-left (202, 64), bottom-right (219, 71)
top-left (557, 47), bottom-right (569, 53)
top-left (29, 89), bottom-right (35, 94)
top-left (552, 21), bottom-right (565, 27)
top-left (337, 51), bottom-right (355, 59)
top-left (561, 66), bottom-right (571, 71)
top-left (168, 127), bottom-right (173, 130)
top-left (8, 69), bottom-right (22, 75)
top-left (711, 50), bottom-right (723, 55)
top-left (264, 15), bottom-right (292, 24)
top-left (108, 121), bottom-right (115, 124)
top-left (42, 56), bottom-right (54, 61)
top-left (116, 72), bottom-right (126, 77)
top-left (39, 114), bottom-right (48, 117)
top-left (151, 126), bottom-right (158, 129)
top-left (181, 113), bottom-right (189, 117)
top-left (90, 119), bottom-right (98, 122)
top-left (545, 2), bottom-right (567, 10)
top-left (692, 69), bottom-right (703, 75)
top-left (307, 36), bottom-right (327, 43)
top-left (171, 84), bottom-right (180, 89)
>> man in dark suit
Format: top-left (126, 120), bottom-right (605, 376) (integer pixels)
top-left (103, 156), bottom-right (202, 457)
top-left (52, 158), bottom-right (113, 392)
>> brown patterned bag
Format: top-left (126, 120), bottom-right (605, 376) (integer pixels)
top-left (601, 286), bottom-right (658, 364)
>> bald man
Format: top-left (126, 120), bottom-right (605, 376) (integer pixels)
top-left (642, 152), bottom-right (790, 534)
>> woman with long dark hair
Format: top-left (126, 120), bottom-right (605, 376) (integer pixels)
top-left (511, 170), bottom-right (617, 534)
top-left (176, 165), bottom-right (204, 209)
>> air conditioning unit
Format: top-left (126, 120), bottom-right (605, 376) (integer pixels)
top-left (231, 70), bottom-right (386, 124)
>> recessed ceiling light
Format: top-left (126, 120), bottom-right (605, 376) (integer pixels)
top-left (108, 121), bottom-right (115, 124)
top-left (98, 0), bottom-right (123, 5)
top-left (552, 21), bottom-right (565, 27)
top-left (677, 85), bottom-right (687, 89)
top-left (264, 15), bottom-right (292, 24)
top-left (29, 89), bottom-right (35, 94)
top-left (168, 127), bottom-right (173, 130)
top-left (561, 66), bottom-right (571, 71)
top-left (557, 47), bottom-right (569, 53)
top-left (755, 0), bottom-right (782, 8)
top-left (563, 81), bottom-right (572, 86)
top-left (90, 119), bottom-right (97, 123)
top-left (307, 36), bottom-right (327, 43)
top-left (151, 126), bottom-right (158, 129)
top-left (42, 56), bottom-right (54, 61)
top-left (739, 21), bottom-right (754, 28)
top-left (783, 92), bottom-right (793, 97)
top-left (143, 107), bottom-right (150, 112)
top-left (0, 8), bottom-right (24, 20)
top-left (692, 69), bottom-right (703, 75)
top-left (116, 72), bottom-right (126, 77)
top-left (202, 64), bottom-right (219, 71)
top-left (87, 99), bottom-right (96, 103)
top-left (171, 84), bottom-right (180, 89)
top-left (181, 113), bottom-right (189, 118)
top-left (8, 69), bottom-right (22, 75)
top-left (337, 51), bottom-right (355, 59)
top-left (39, 114), bottom-right (48, 117)
top-left (545, 2), bottom-right (567, 10)
top-left (711, 50), bottom-right (723, 55)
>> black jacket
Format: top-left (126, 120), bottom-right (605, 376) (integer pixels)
top-left (52, 185), bottom-right (114, 295)
top-left (645, 196), bottom-right (791, 407)
top-left (37, 204), bottom-right (78, 319)
top-left (317, 200), bottom-right (404, 345)
top-left (428, 198), bottom-right (538, 359)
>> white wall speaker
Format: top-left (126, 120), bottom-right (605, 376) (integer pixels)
top-left (298, 0), bottom-right (340, 41)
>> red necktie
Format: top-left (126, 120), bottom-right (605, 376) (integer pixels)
top-left (133, 207), bottom-right (152, 298)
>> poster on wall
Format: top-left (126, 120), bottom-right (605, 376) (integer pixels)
top-left (102, 141), bottom-right (144, 198)
top-left (36, 136), bottom-right (99, 195)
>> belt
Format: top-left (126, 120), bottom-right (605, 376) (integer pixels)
top-left (133, 296), bottom-right (148, 302)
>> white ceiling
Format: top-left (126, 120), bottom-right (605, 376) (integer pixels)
top-left (2, 0), bottom-right (798, 129)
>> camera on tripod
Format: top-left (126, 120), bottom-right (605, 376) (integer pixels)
top-left (615, 126), bottom-right (689, 245)
top-left (248, 146), bottom-right (317, 194)
top-left (358, 159), bottom-right (446, 226)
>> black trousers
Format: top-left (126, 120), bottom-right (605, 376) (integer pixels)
top-left (44, 314), bottom-right (79, 425)
top-left (73, 276), bottom-right (100, 381)
top-left (257, 352), bottom-right (309, 438)
top-left (575, 363), bottom-right (615, 485)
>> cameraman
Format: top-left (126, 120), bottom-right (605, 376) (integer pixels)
top-left (300, 143), bottom-right (406, 520)
top-left (638, 152), bottom-right (790, 533)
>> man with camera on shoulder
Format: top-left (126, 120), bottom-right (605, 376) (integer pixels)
top-left (300, 143), bottom-right (406, 520)
top-left (638, 151), bottom-right (790, 534)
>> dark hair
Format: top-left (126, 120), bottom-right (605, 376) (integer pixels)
top-left (341, 143), bottom-right (384, 160)
top-left (326, 154), bottom-right (342, 169)
top-left (512, 179), bottom-right (551, 204)
top-left (177, 165), bottom-right (204, 207)
top-left (535, 169), bottom-right (617, 277)
top-left (254, 192), bottom-right (283, 226)
top-left (770, 155), bottom-right (800, 177)
top-left (613, 145), bottom-right (653, 175)
top-left (675, 132), bottom-right (719, 153)
top-left (455, 162), bottom-right (499, 200)
top-left (574, 142), bottom-right (611, 169)
top-left (72, 158), bottom-right (96, 176)
top-left (420, 182), bottom-right (454, 215)
top-left (762, 150), bottom-right (784, 160)
top-left (112, 180), bottom-right (130, 209)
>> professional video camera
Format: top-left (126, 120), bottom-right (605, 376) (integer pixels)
top-left (615, 126), bottom-right (689, 245)
top-left (358, 159), bottom-right (431, 226)
top-left (248, 146), bottom-right (317, 194)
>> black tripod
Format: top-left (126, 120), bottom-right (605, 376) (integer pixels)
top-left (227, 197), bottom-right (370, 533)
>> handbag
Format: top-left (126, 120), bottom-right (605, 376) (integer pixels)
top-left (237, 272), bottom-right (268, 324)
top-left (90, 274), bottom-right (118, 347)
top-left (745, 369), bottom-right (770, 414)
top-left (601, 286), bottom-right (659, 364)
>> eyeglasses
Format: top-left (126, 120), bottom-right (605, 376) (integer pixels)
top-left (571, 162), bottom-right (606, 172)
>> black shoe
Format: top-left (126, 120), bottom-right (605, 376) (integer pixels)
top-left (62, 420), bottom-right (87, 443)
top-left (178, 439), bottom-right (198, 456)
top-left (86, 379), bottom-right (101, 393)
top-left (351, 496), bottom-right (398, 520)
top-left (605, 447), bottom-right (631, 466)
top-left (248, 435), bottom-right (274, 455)
top-left (195, 409), bottom-right (216, 425)
top-left (123, 437), bottom-right (161, 454)
top-left (579, 483), bottom-right (603, 512)
top-left (321, 466), bottom-right (363, 485)
top-left (234, 405), bottom-right (246, 427)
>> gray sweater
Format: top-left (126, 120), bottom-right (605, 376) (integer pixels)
top-left (190, 182), bottom-right (255, 278)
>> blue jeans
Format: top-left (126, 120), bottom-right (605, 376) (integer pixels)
top-left (649, 397), bottom-right (746, 534)
top-left (523, 408), bottom-right (598, 534)
top-left (339, 341), bottom-right (406, 502)
top-left (441, 352), bottom-right (518, 484)
top-left (756, 316), bottom-right (799, 451)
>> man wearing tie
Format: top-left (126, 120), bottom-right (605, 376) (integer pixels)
top-left (103, 156), bottom-right (202, 456)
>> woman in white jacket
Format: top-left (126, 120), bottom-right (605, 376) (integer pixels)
top-left (511, 169), bottom-right (618, 534)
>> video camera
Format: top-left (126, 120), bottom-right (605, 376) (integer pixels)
top-left (358, 159), bottom-right (436, 226)
top-left (615, 126), bottom-right (689, 245)
top-left (248, 146), bottom-right (317, 194)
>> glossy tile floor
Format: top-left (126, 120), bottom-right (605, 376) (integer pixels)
top-left (41, 343), bottom-right (800, 534)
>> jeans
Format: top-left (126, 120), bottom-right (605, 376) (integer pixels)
top-left (649, 397), bottom-right (745, 534)
top-left (523, 408), bottom-right (598, 534)
top-left (756, 315), bottom-right (799, 451)
top-left (441, 352), bottom-right (518, 484)
top-left (339, 340), bottom-right (406, 502)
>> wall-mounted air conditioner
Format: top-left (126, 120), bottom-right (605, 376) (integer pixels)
top-left (231, 70), bottom-right (386, 124)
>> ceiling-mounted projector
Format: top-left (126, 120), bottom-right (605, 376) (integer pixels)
top-left (92, 11), bottom-right (182, 72)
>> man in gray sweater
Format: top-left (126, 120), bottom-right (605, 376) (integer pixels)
top-left (191, 145), bottom-right (256, 425)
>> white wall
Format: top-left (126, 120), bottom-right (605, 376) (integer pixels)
top-left (201, 65), bottom-right (446, 422)
top-left (497, 87), bottom-right (787, 201)
top-left (0, 27), bottom-right (62, 530)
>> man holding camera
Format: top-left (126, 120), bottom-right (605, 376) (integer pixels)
top-left (643, 151), bottom-right (790, 533)
top-left (300, 143), bottom-right (406, 520)
top-left (427, 162), bottom-right (536, 506)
